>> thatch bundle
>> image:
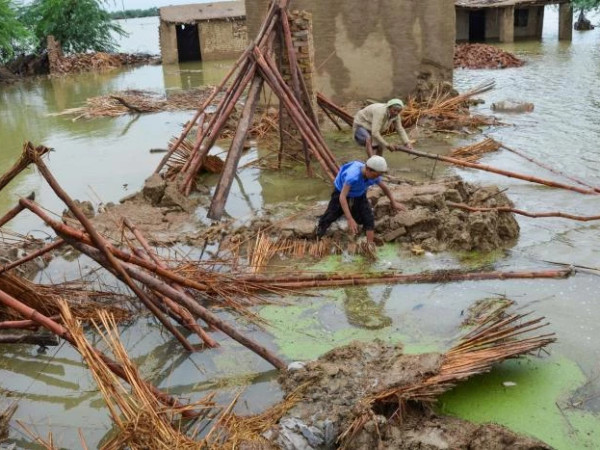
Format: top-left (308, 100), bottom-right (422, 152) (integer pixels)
top-left (0, 273), bottom-right (130, 322)
top-left (60, 303), bottom-right (217, 450)
top-left (52, 88), bottom-right (215, 120)
top-left (450, 137), bottom-right (501, 162)
top-left (341, 304), bottom-right (556, 444)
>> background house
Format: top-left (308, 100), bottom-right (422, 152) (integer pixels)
top-left (159, 1), bottom-right (248, 64)
top-left (455, 0), bottom-right (573, 42)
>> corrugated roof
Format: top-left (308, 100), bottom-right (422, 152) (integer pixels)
top-left (456, 0), bottom-right (569, 8)
top-left (159, 1), bottom-right (245, 23)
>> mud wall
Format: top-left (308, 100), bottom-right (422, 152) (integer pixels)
top-left (200, 19), bottom-right (248, 60)
top-left (159, 21), bottom-right (178, 64)
top-left (245, 0), bottom-right (455, 102)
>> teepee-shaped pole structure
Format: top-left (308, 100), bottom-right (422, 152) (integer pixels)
top-left (154, 0), bottom-right (339, 220)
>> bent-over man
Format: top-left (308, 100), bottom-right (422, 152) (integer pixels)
top-left (315, 155), bottom-right (406, 244)
top-left (353, 98), bottom-right (413, 157)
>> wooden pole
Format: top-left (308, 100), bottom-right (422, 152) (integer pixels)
top-left (65, 239), bottom-right (287, 370)
top-left (0, 192), bottom-right (34, 227)
top-left (317, 92), bottom-right (354, 126)
top-left (208, 75), bottom-right (264, 220)
top-left (0, 143), bottom-right (50, 192)
top-left (447, 202), bottom-right (600, 222)
top-left (123, 219), bottom-right (218, 347)
top-left (0, 239), bottom-right (65, 275)
top-left (394, 146), bottom-right (599, 195)
top-left (30, 157), bottom-right (194, 352)
top-left (499, 142), bottom-right (600, 193)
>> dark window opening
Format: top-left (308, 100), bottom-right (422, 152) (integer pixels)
top-left (469, 10), bottom-right (486, 42)
top-left (514, 9), bottom-right (529, 28)
top-left (176, 23), bottom-right (201, 62)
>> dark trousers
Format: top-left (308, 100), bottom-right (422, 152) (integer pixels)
top-left (317, 190), bottom-right (375, 237)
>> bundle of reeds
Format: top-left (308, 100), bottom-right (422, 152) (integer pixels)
top-left (450, 137), bottom-right (501, 162)
top-left (0, 272), bottom-right (130, 323)
top-left (402, 80), bottom-right (497, 130)
top-left (164, 136), bottom-right (225, 180)
top-left (60, 303), bottom-right (217, 450)
top-left (52, 88), bottom-right (215, 120)
top-left (340, 305), bottom-right (556, 444)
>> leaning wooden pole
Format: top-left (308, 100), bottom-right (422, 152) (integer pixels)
top-left (394, 146), bottom-right (599, 195)
top-left (0, 143), bottom-right (50, 192)
top-left (65, 239), bottom-right (287, 370)
top-left (499, 142), bottom-right (600, 193)
top-left (447, 202), bottom-right (600, 222)
top-left (29, 151), bottom-right (194, 351)
top-left (0, 288), bottom-right (198, 417)
top-left (208, 75), bottom-right (265, 220)
top-left (0, 239), bottom-right (65, 275)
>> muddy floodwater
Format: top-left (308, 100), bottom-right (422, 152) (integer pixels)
top-left (1, 10), bottom-right (600, 449)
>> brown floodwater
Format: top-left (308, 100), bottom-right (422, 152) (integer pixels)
top-left (1, 10), bottom-right (600, 449)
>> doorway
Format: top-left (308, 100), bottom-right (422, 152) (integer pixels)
top-left (469, 10), bottom-right (486, 41)
top-left (176, 23), bottom-right (201, 62)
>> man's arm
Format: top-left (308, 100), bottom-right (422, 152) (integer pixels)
top-left (340, 184), bottom-right (359, 234)
top-left (370, 108), bottom-right (391, 149)
top-left (394, 115), bottom-right (412, 149)
top-left (378, 181), bottom-right (406, 211)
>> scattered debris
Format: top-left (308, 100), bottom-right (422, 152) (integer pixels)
top-left (450, 137), bottom-right (501, 162)
top-left (455, 43), bottom-right (524, 69)
top-left (491, 100), bottom-right (534, 113)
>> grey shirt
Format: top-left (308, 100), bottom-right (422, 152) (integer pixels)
top-left (353, 103), bottom-right (410, 148)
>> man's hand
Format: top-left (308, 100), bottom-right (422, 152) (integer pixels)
top-left (391, 201), bottom-right (407, 212)
top-left (347, 218), bottom-right (359, 234)
top-left (405, 142), bottom-right (414, 150)
top-left (387, 144), bottom-right (399, 152)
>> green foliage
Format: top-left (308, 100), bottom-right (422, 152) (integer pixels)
top-left (21, 0), bottom-right (126, 54)
top-left (109, 7), bottom-right (158, 20)
top-left (573, 0), bottom-right (600, 11)
top-left (0, 0), bottom-right (29, 62)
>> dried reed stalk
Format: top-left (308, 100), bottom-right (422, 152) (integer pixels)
top-left (449, 137), bottom-right (501, 162)
top-left (340, 305), bottom-right (556, 445)
top-left (59, 302), bottom-right (216, 450)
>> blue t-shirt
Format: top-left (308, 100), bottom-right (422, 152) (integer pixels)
top-left (334, 161), bottom-right (381, 197)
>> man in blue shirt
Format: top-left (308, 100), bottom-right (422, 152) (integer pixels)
top-left (315, 155), bottom-right (406, 244)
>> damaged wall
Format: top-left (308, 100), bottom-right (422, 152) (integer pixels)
top-left (245, 0), bottom-right (455, 102)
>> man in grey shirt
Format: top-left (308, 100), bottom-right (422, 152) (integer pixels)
top-left (353, 98), bottom-right (413, 157)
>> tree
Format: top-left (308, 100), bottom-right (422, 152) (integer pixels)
top-left (572, 0), bottom-right (599, 30)
top-left (21, 0), bottom-right (126, 54)
top-left (0, 0), bottom-right (29, 62)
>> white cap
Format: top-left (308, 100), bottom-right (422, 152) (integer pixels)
top-left (366, 155), bottom-right (388, 173)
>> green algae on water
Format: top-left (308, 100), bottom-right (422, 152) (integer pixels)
top-left (438, 356), bottom-right (600, 450)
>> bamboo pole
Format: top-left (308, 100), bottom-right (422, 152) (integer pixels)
top-left (0, 288), bottom-right (197, 416)
top-left (499, 142), bottom-right (600, 193)
top-left (208, 75), bottom-right (264, 220)
top-left (243, 268), bottom-right (572, 289)
top-left (30, 156), bottom-right (194, 352)
top-left (394, 146), bottom-right (599, 195)
top-left (123, 219), bottom-right (218, 347)
top-left (0, 143), bottom-right (50, 192)
top-left (0, 315), bottom-right (60, 330)
top-left (262, 52), bottom-right (338, 173)
top-left (253, 49), bottom-right (337, 180)
top-left (0, 239), bottom-right (65, 275)
top-left (65, 239), bottom-right (286, 370)
top-left (0, 192), bottom-right (34, 227)
top-left (316, 92), bottom-right (354, 126)
top-left (447, 202), bottom-right (600, 222)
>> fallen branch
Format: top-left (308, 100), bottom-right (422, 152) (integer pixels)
top-left (447, 202), bottom-right (600, 222)
top-left (394, 146), bottom-right (599, 195)
top-left (0, 332), bottom-right (58, 346)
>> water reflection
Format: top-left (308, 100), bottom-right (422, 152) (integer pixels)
top-left (343, 286), bottom-right (393, 330)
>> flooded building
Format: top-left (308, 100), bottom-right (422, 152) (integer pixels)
top-left (245, 0), bottom-right (455, 102)
top-left (456, 0), bottom-right (573, 42)
top-left (159, 1), bottom-right (248, 64)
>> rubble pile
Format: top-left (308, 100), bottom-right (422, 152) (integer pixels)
top-left (454, 43), bottom-right (524, 69)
